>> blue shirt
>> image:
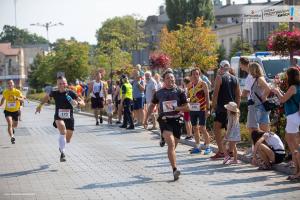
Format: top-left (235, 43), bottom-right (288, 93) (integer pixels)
top-left (284, 85), bottom-right (300, 116)
top-left (132, 80), bottom-right (144, 98)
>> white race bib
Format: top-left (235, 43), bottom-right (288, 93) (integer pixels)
top-left (190, 103), bottom-right (200, 111)
top-left (162, 100), bottom-right (177, 113)
top-left (58, 109), bottom-right (71, 119)
top-left (7, 102), bottom-right (16, 109)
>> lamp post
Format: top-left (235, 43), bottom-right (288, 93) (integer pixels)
top-left (30, 22), bottom-right (64, 43)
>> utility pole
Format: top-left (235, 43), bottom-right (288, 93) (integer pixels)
top-left (14, 0), bottom-right (17, 27)
top-left (30, 22), bottom-right (64, 44)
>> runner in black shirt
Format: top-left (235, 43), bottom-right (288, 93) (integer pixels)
top-left (144, 69), bottom-right (189, 181)
top-left (36, 76), bottom-right (85, 162)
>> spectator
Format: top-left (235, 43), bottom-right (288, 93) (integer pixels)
top-left (154, 73), bottom-right (163, 90)
top-left (132, 70), bottom-right (145, 126)
top-left (182, 77), bottom-right (193, 140)
top-left (145, 71), bottom-right (158, 129)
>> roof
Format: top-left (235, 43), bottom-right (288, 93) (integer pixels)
top-left (0, 43), bottom-right (20, 56)
top-left (214, 1), bottom-right (283, 17)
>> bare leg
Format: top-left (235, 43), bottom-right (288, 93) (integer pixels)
top-left (5, 117), bottom-right (14, 138)
top-left (163, 131), bottom-right (177, 169)
top-left (214, 121), bottom-right (224, 153)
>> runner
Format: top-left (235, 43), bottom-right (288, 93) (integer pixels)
top-left (35, 76), bottom-right (85, 162)
top-left (144, 69), bottom-right (189, 181)
top-left (88, 71), bottom-right (107, 125)
top-left (0, 80), bottom-right (24, 144)
top-left (187, 68), bottom-right (212, 155)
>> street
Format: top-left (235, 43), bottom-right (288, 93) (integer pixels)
top-left (0, 101), bottom-right (299, 200)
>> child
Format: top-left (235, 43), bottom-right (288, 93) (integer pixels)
top-left (106, 99), bottom-right (114, 124)
top-left (252, 131), bottom-right (285, 170)
top-left (223, 102), bottom-right (241, 165)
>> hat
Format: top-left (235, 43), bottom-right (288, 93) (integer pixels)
top-left (121, 74), bottom-right (128, 79)
top-left (220, 60), bottom-right (230, 68)
top-left (224, 102), bottom-right (239, 113)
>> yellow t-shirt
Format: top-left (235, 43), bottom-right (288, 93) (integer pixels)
top-left (3, 88), bottom-right (22, 112)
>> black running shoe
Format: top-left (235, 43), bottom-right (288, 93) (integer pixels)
top-left (60, 153), bottom-right (66, 162)
top-left (99, 117), bottom-right (103, 124)
top-left (119, 125), bottom-right (127, 128)
top-left (96, 121), bottom-right (99, 126)
top-left (11, 137), bottom-right (15, 144)
top-left (173, 170), bottom-right (181, 181)
top-left (159, 139), bottom-right (165, 147)
top-left (126, 125), bottom-right (135, 130)
top-left (116, 121), bottom-right (121, 124)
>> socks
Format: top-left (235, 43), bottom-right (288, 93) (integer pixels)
top-left (59, 134), bottom-right (66, 153)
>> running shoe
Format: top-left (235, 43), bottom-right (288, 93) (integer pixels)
top-left (210, 152), bottom-right (225, 160)
top-left (173, 169), bottom-right (181, 181)
top-left (96, 121), bottom-right (99, 126)
top-left (60, 153), bottom-right (66, 162)
top-left (99, 117), bottom-right (103, 124)
top-left (119, 124), bottom-right (127, 128)
top-left (204, 147), bottom-right (212, 155)
top-left (11, 137), bottom-right (15, 144)
top-left (185, 136), bottom-right (193, 140)
top-left (126, 126), bottom-right (135, 130)
top-left (190, 148), bottom-right (201, 154)
top-left (159, 139), bottom-right (165, 147)
top-left (116, 121), bottom-right (122, 124)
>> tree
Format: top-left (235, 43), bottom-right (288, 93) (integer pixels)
top-left (165, 0), bottom-right (214, 30)
top-left (95, 16), bottom-right (147, 52)
top-left (0, 25), bottom-right (48, 45)
top-left (160, 17), bottom-right (218, 71)
top-left (229, 38), bottom-right (254, 59)
top-left (217, 45), bottom-right (226, 64)
top-left (28, 39), bottom-right (91, 88)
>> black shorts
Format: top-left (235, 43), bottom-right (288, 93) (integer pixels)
top-left (158, 117), bottom-right (182, 139)
top-left (4, 110), bottom-right (19, 122)
top-left (190, 111), bottom-right (206, 126)
top-left (214, 111), bottom-right (228, 129)
top-left (91, 97), bottom-right (104, 109)
top-left (53, 117), bottom-right (75, 131)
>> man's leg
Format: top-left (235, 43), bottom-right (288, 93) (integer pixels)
top-left (55, 120), bottom-right (67, 162)
top-left (5, 116), bottom-right (15, 144)
top-left (66, 130), bottom-right (74, 143)
top-left (191, 125), bottom-right (201, 152)
top-left (199, 125), bottom-right (211, 155)
top-left (94, 109), bottom-right (99, 125)
top-left (214, 121), bottom-right (224, 153)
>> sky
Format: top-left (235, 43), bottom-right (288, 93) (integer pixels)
top-left (0, 0), bottom-right (277, 44)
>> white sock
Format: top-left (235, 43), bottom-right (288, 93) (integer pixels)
top-left (59, 134), bottom-right (66, 153)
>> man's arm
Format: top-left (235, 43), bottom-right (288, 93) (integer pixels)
top-left (212, 75), bottom-right (221, 110)
top-left (0, 97), bottom-right (5, 107)
top-left (138, 80), bottom-right (145, 91)
top-left (235, 81), bottom-right (241, 107)
top-left (35, 94), bottom-right (51, 114)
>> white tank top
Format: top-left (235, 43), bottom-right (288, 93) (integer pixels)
top-left (92, 81), bottom-right (104, 98)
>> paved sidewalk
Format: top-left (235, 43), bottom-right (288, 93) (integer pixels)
top-left (0, 101), bottom-right (299, 200)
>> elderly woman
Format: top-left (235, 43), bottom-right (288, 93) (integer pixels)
top-left (248, 62), bottom-right (272, 132)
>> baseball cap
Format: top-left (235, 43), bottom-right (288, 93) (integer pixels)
top-left (219, 60), bottom-right (230, 68)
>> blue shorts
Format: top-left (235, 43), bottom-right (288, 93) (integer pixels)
top-left (133, 97), bottom-right (144, 110)
top-left (255, 104), bottom-right (270, 125)
top-left (190, 111), bottom-right (206, 126)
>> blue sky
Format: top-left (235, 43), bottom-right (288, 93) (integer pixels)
top-left (0, 0), bottom-right (277, 44)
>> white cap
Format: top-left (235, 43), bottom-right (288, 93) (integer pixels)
top-left (220, 60), bottom-right (230, 68)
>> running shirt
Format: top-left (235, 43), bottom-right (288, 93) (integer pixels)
top-left (49, 90), bottom-right (78, 119)
top-left (3, 88), bottom-right (22, 112)
top-left (187, 81), bottom-right (207, 111)
top-left (152, 87), bottom-right (187, 117)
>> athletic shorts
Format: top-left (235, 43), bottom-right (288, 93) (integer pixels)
top-left (190, 111), bottom-right (206, 126)
top-left (53, 117), bottom-right (75, 131)
top-left (158, 117), bottom-right (182, 139)
top-left (133, 97), bottom-right (144, 110)
top-left (4, 110), bottom-right (19, 122)
top-left (183, 112), bottom-right (190, 121)
top-left (91, 97), bottom-right (104, 109)
top-left (214, 111), bottom-right (228, 129)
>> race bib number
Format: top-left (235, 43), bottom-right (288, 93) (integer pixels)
top-left (162, 100), bottom-right (177, 113)
top-left (58, 109), bottom-right (71, 119)
top-left (190, 103), bottom-right (200, 111)
top-left (7, 102), bottom-right (16, 109)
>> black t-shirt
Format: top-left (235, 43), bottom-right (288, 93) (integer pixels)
top-left (217, 73), bottom-right (238, 112)
top-left (152, 87), bottom-right (187, 117)
top-left (49, 90), bottom-right (78, 119)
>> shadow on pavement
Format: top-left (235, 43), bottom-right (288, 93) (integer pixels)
top-left (226, 186), bottom-right (300, 199)
top-left (76, 175), bottom-right (173, 190)
top-left (0, 164), bottom-right (55, 178)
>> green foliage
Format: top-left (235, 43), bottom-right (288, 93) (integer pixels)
top-left (28, 39), bottom-right (91, 89)
top-left (95, 16), bottom-right (147, 51)
top-left (0, 25), bottom-right (48, 45)
top-left (229, 38), bottom-right (254, 58)
top-left (217, 45), bottom-right (227, 64)
top-left (165, 0), bottom-right (214, 30)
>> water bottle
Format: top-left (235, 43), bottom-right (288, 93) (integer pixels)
top-left (66, 94), bottom-right (75, 107)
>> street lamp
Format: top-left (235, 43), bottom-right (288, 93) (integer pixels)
top-left (30, 22), bottom-right (64, 43)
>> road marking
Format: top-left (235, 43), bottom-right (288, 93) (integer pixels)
top-left (3, 193), bottom-right (36, 196)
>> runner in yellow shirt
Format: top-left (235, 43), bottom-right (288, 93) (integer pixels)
top-left (0, 80), bottom-right (24, 144)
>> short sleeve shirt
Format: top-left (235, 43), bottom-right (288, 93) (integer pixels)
top-left (152, 87), bottom-right (187, 117)
top-left (132, 80), bottom-right (145, 98)
top-left (145, 79), bottom-right (157, 104)
top-left (3, 88), bottom-right (22, 112)
top-left (49, 90), bottom-right (78, 119)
